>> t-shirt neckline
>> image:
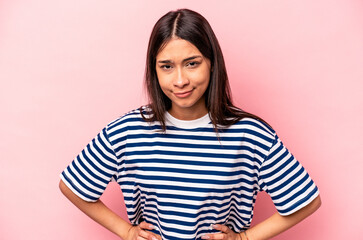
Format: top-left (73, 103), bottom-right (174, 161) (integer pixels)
top-left (165, 111), bottom-right (211, 129)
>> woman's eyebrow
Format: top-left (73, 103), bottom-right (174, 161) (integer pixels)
top-left (157, 59), bottom-right (172, 64)
top-left (157, 55), bottom-right (202, 64)
top-left (183, 55), bottom-right (202, 62)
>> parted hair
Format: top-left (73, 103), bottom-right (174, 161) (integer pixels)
top-left (141, 8), bottom-right (268, 131)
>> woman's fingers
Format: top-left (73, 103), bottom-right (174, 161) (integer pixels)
top-left (202, 233), bottom-right (227, 239)
top-left (213, 224), bottom-right (231, 233)
top-left (138, 229), bottom-right (157, 240)
top-left (137, 222), bottom-right (162, 240)
top-left (201, 224), bottom-right (240, 240)
top-left (139, 221), bottom-right (155, 231)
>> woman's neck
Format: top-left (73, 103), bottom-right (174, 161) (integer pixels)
top-left (168, 107), bottom-right (208, 120)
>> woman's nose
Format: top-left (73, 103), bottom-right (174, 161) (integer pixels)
top-left (173, 68), bottom-right (189, 88)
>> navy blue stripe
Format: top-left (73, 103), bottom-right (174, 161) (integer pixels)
top-left (64, 166), bottom-right (102, 197)
top-left (107, 112), bottom-right (145, 131)
top-left (121, 178), bottom-right (257, 193)
top-left (92, 135), bottom-right (118, 170)
top-left (262, 142), bottom-right (286, 167)
top-left (84, 145), bottom-right (115, 178)
top-left (113, 136), bottom-right (127, 153)
top-left (271, 173), bottom-right (312, 203)
top-left (122, 174), bottom-right (255, 186)
top-left (126, 149), bottom-right (258, 162)
top-left (126, 166), bottom-right (258, 178)
top-left (76, 155), bottom-right (109, 184)
top-left (122, 183), bottom-right (256, 197)
top-left (109, 124), bottom-right (161, 139)
top-left (153, 195), bottom-right (253, 212)
top-left (269, 166), bottom-right (305, 194)
top-left (61, 172), bottom-right (99, 201)
top-left (235, 119), bottom-right (275, 135)
top-left (126, 141), bottom-right (267, 159)
top-left (261, 150), bottom-right (294, 179)
top-left (124, 192), bottom-right (254, 212)
top-left (125, 157), bottom-right (257, 169)
top-left (119, 132), bottom-right (271, 151)
top-left (128, 203), bottom-right (142, 222)
top-left (99, 128), bottom-right (118, 157)
top-left (263, 160), bottom-right (300, 187)
top-left (71, 160), bottom-right (105, 189)
top-left (274, 179), bottom-right (314, 208)
top-left (277, 185), bottom-right (318, 215)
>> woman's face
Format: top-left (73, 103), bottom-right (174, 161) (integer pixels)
top-left (155, 38), bottom-right (211, 120)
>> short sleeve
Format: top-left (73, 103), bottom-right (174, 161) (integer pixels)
top-left (60, 127), bottom-right (118, 202)
top-left (258, 134), bottom-right (319, 216)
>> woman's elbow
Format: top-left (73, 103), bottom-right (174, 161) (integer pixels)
top-left (308, 194), bottom-right (322, 214)
top-left (59, 179), bottom-right (65, 191)
top-left (59, 179), bottom-right (70, 197)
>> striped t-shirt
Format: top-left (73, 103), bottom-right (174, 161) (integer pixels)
top-left (60, 108), bottom-right (319, 240)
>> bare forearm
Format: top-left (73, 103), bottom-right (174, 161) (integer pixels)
top-left (245, 195), bottom-right (321, 240)
top-left (59, 180), bottom-right (131, 239)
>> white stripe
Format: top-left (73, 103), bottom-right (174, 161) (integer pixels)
top-left (273, 178), bottom-right (316, 205)
top-left (72, 157), bottom-right (108, 188)
top-left (62, 168), bottom-right (102, 199)
top-left (122, 187), bottom-right (256, 203)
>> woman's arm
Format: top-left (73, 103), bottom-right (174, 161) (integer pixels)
top-left (202, 195), bottom-right (321, 240)
top-left (243, 195), bottom-right (322, 240)
top-left (59, 180), bottom-right (161, 240)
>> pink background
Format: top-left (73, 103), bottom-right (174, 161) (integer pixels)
top-left (1, 0), bottom-right (362, 239)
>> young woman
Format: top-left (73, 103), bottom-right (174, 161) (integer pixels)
top-left (59, 9), bottom-right (321, 240)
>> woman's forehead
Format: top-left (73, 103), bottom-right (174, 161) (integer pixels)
top-left (156, 38), bottom-right (202, 60)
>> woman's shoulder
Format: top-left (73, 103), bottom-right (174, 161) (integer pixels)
top-left (105, 106), bottom-right (151, 131)
top-left (227, 107), bottom-right (274, 134)
top-left (231, 116), bottom-right (276, 138)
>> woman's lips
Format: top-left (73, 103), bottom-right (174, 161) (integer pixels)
top-left (174, 89), bottom-right (193, 98)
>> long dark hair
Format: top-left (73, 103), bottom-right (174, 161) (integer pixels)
top-left (141, 8), bottom-right (268, 131)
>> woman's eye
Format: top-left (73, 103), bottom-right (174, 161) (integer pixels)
top-left (161, 65), bottom-right (172, 70)
top-left (187, 61), bottom-right (199, 68)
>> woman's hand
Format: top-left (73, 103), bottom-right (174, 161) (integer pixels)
top-left (125, 221), bottom-right (162, 240)
top-left (201, 224), bottom-right (241, 240)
